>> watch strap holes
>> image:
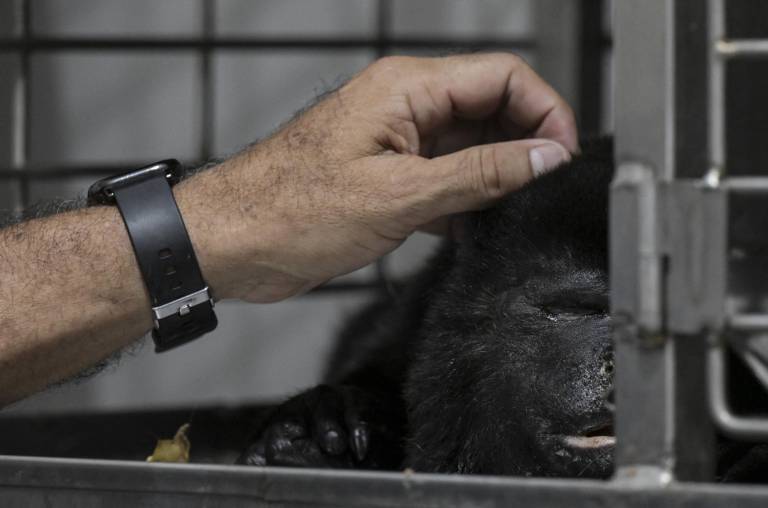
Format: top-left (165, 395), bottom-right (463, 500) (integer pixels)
top-left (158, 248), bottom-right (173, 260)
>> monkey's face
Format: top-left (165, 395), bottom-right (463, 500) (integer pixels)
top-left (409, 245), bottom-right (615, 478)
top-left (498, 255), bottom-right (614, 478)
top-left (406, 141), bottom-right (616, 477)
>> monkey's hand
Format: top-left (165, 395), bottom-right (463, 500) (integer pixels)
top-left (237, 384), bottom-right (404, 470)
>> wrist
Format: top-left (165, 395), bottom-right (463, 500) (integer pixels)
top-left (174, 154), bottom-right (312, 303)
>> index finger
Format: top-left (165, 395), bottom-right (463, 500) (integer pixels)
top-left (398, 53), bottom-right (579, 153)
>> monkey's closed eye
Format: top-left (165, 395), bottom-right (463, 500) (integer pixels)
top-left (538, 299), bottom-right (608, 320)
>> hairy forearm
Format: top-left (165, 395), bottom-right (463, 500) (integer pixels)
top-left (0, 149), bottom-right (305, 406)
top-left (0, 204), bottom-right (151, 405)
top-left (0, 159), bottom-right (238, 405)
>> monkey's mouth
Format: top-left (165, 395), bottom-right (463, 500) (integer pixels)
top-left (563, 422), bottom-right (615, 449)
top-left (538, 421), bottom-right (615, 478)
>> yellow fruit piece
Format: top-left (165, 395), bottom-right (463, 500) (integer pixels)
top-left (146, 423), bottom-right (191, 463)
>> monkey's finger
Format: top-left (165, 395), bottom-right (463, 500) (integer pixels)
top-left (264, 419), bottom-right (308, 464)
top-left (310, 386), bottom-right (348, 456)
top-left (236, 438), bottom-right (268, 466)
top-left (341, 390), bottom-right (371, 462)
top-left (349, 424), bottom-right (370, 462)
top-left (269, 438), bottom-right (357, 468)
top-left (267, 438), bottom-right (327, 467)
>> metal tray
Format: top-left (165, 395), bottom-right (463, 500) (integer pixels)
top-left (4, 455), bottom-right (768, 508)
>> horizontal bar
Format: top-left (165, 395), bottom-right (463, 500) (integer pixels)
top-left (5, 455), bottom-right (768, 507)
top-left (716, 39), bottom-right (768, 58)
top-left (728, 313), bottom-right (768, 331)
top-left (722, 176), bottom-right (768, 192)
top-left (0, 36), bottom-right (538, 51)
top-left (708, 341), bottom-right (768, 440)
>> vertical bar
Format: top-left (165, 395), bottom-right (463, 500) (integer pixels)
top-left (0, 0), bottom-right (22, 213)
top-left (665, 183), bottom-right (722, 480)
top-left (577, 0), bottom-right (604, 136)
top-left (534, 0), bottom-right (580, 110)
top-left (375, 0), bottom-right (391, 58)
top-left (666, 0), bottom-right (716, 481)
top-left (200, 0), bottom-right (214, 161)
top-left (708, 0), bottom-right (725, 176)
top-left (610, 164), bottom-right (673, 483)
top-left (673, 0), bottom-right (709, 179)
top-left (19, 0), bottom-right (31, 208)
top-left (612, 0), bottom-right (675, 483)
top-left (614, 1), bottom-right (676, 182)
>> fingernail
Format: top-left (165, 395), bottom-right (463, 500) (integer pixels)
top-left (324, 430), bottom-right (345, 455)
top-left (351, 427), bottom-right (368, 462)
top-left (529, 142), bottom-right (570, 178)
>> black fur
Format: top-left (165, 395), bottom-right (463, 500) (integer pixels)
top-left (403, 139), bottom-right (613, 476)
top-left (238, 139), bottom-right (767, 480)
top-left (238, 139), bottom-right (615, 476)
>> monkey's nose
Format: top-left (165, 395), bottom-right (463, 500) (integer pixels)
top-left (600, 350), bottom-right (615, 378)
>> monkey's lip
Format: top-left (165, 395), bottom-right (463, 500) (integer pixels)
top-left (562, 435), bottom-right (615, 448)
top-left (562, 422), bottom-right (615, 449)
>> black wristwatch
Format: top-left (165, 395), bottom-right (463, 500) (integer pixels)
top-left (88, 159), bottom-right (217, 352)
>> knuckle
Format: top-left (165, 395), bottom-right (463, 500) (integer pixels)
top-left (368, 55), bottom-right (407, 75)
top-left (553, 100), bottom-right (577, 125)
top-left (487, 51), bottom-right (527, 70)
top-left (507, 52), bottom-right (530, 68)
top-left (466, 146), bottom-right (505, 199)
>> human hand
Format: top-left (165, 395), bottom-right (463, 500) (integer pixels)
top-left (178, 53), bottom-right (578, 303)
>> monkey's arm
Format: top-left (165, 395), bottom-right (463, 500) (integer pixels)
top-left (237, 298), bottom-right (410, 469)
top-left (237, 250), bottom-right (453, 470)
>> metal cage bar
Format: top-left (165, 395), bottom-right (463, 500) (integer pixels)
top-left (708, 0), bottom-right (726, 176)
top-left (5, 455), bottom-right (768, 508)
top-left (18, 0), bottom-right (31, 208)
top-left (703, 0), bottom-right (768, 441)
top-left (717, 39), bottom-right (768, 58)
top-left (8, 2), bottom-right (768, 506)
top-left (611, 0), bottom-right (677, 483)
top-left (0, 36), bottom-right (538, 51)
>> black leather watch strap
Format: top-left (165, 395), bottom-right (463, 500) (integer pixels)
top-left (88, 160), bottom-right (217, 352)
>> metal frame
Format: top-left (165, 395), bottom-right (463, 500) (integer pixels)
top-left (611, 0), bottom-right (679, 483)
top-left (25, 2), bottom-right (768, 507)
top-left (6, 3), bottom-right (768, 507)
top-left (704, 0), bottom-right (768, 437)
top-left (5, 456), bottom-right (768, 508)
top-left (611, 0), bottom-right (768, 486)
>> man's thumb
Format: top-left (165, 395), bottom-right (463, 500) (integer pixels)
top-left (422, 138), bottom-right (571, 217)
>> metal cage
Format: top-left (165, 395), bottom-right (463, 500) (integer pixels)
top-left (8, 0), bottom-right (768, 506)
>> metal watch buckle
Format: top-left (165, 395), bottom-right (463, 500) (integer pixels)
top-left (151, 287), bottom-right (214, 328)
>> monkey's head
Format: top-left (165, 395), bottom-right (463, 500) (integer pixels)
top-left (407, 138), bottom-right (615, 478)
